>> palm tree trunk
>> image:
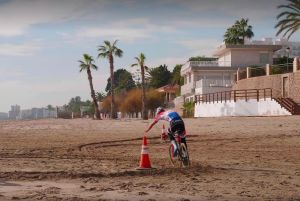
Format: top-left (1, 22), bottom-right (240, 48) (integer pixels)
top-left (109, 54), bottom-right (116, 119)
top-left (87, 68), bottom-right (101, 120)
top-left (141, 65), bottom-right (148, 120)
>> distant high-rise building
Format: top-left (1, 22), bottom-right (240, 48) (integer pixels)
top-left (19, 107), bottom-right (57, 120)
top-left (8, 105), bottom-right (21, 120)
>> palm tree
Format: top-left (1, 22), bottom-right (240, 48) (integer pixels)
top-left (224, 18), bottom-right (254, 44)
top-left (78, 54), bottom-right (101, 120)
top-left (275, 0), bottom-right (300, 39)
top-left (171, 64), bottom-right (183, 85)
top-left (98, 40), bottom-right (123, 119)
top-left (131, 53), bottom-right (148, 120)
top-left (235, 18), bottom-right (254, 44)
top-left (224, 26), bottom-right (240, 44)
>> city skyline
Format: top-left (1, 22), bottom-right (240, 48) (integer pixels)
top-left (1, 0), bottom-right (299, 112)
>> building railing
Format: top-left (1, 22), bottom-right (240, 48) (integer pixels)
top-left (237, 63), bottom-right (294, 81)
top-left (189, 61), bottom-right (231, 67)
top-left (195, 88), bottom-right (273, 104)
top-left (190, 61), bottom-right (218, 66)
top-left (195, 79), bottom-right (233, 88)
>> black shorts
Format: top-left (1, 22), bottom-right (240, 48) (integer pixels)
top-left (168, 119), bottom-right (186, 138)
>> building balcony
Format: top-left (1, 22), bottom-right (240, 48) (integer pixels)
top-left (181, 82), bottom-right (195, 96)
top-left (189, 61), bottom-right (232, 67)
top-left (181, 61), bottom-right (232, 75)
top-left (195, 79), bottom-right (234, 88)
top-left (190, 61), bottom-right (219, 66)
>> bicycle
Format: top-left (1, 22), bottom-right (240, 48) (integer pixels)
top-left (162, 131), bottom-right (190, 168)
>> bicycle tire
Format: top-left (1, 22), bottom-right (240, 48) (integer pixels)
top-left (180, 143), bottom-right (190, 167)
top-left (169, 143), bottom-right (181, 167)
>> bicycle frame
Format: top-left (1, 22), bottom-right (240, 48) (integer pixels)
top-left (169, 131), bottom-right (190, 167)
top-left (175, 134), bottom-right (181, 144)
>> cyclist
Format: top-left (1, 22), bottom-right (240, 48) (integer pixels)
top-left (145, 107), bottom-right (187, 156)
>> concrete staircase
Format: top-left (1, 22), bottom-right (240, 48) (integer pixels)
top-left (274, 98), bottom-right (300, 115)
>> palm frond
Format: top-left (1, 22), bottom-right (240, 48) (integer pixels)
top-left (98, 45), bottom-right (106, 51)
top-left (112, 39), bottom-right (119, 47)
top-left (276, 20), bottom-right (300, 36)
top-left (281, 22), bottom-right (300, 38)
top-left (140, 53), bottom-right (146, 61)
top-left (114, 48), bottom-right (123, 57)
top-left (277, 11), bottom-right (299, 19)
top-left (91, 64), bottom-right (98, 70)
top-left (276, 18), bottom-right (298, 28)
top-left (275, 0), bottom-right (300, 38)
top-left (98, 52), bottom-right (109, 58)
top-left (134, 57), bottom-right (141, 63)
top-left (286, 24), bottom-right (300, 38)
top-left (104, 40), bottom-right (111, 49)
top-left (278, 5), bottom-right (300, 14)
top-left (79, 62), bottom-right (88, 72)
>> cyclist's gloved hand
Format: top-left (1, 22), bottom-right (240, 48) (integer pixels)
top-left (161, 133), bottom-right (167, 140)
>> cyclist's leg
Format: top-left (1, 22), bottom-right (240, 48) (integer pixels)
top-left (168, 121), bottom-right (178, 156)
top-left (180, 122), bottom-right (187, 148)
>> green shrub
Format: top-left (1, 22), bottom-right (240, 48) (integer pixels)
top-left (182, 101), bottom-right (194, 118)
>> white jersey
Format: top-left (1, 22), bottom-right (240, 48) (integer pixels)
top-left (155, 110), bottom-right (182, 122)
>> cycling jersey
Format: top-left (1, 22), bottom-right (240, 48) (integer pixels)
top-left (150, 109), bottom-right (187, 148)
top-left (154, 110), bottom-right (182, 122)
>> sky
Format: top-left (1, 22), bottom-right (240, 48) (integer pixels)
top-left (0, 0), bottom-right (299, 112)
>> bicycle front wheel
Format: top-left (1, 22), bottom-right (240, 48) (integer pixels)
top-left (180, 143), bottom-right (190, 167)
top-left (169, 144), bottom-right (181, 167)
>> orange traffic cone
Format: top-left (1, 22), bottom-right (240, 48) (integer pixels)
top-left (136, 136), bottom-right (154, 170)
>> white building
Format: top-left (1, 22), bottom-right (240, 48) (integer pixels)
top-left (20, 107), bottom-right (57, 119)
top-left (8, 105), bottom-right (21, 120)
top-left (244, 37), bottom-right (300, 58)
top-left (180, 43), bottom-right (282, 102)
top-left (274, 38), bottom-right (300, 58)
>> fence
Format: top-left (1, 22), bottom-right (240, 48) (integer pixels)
top-left (270, 63), bottom-right (294, 75)
top-left (195, 88), bottom-right (273, 104)
top-left (238, 63), bottom-right (293, 81)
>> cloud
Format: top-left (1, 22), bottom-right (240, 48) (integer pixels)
top-left (0, 0), bottom-right (98, 37)
top-left (0, 42), bottom-right (41, 56)
top-left (0, 67), bottom-right (27, 79)
top-left (77, 27), bottom-right (151, 42)
top-left (60, 18), bottom-right (178, 44)
top-left (0, 0), bottom-right (286, 38)
top-left (176, 39), bottom-right (221, 56)
top-left (178, 0), bottom-right (284, 20)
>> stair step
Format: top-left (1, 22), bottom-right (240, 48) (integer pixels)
top-left (274, 97), bottom-right (300, 115)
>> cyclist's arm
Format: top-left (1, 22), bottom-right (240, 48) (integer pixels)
top-left (145, 119), bottom-right (158, 133)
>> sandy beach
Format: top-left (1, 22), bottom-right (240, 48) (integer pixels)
top-left (0, 117), bottom-right (299, 201)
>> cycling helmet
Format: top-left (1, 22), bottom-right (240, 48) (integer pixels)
top-left (155, 107), bottom-right (165, 116)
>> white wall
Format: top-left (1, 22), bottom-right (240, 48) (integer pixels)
top-left (195, 98), bottom-right (291, 117)
top-left (231, 50), bottom-right (273, 67)
top-left (218, 51), bottom-right (231, 66)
